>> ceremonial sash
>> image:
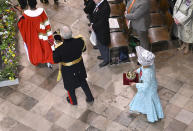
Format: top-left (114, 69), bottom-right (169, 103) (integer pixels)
top-left (127, 0), bottom-right (136, 13)
top-left (126, 0), bottom-right (136, 28)
top-left (61, 56), bottom-right (82, 66)
top-left (57, 56), bottom-right (83, 81)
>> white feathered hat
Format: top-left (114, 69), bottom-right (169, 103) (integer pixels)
top-left (136, 46), bottom-right (155, 66)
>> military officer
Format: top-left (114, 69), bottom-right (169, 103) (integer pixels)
top-left (53, 26), bottom-right (94, 105)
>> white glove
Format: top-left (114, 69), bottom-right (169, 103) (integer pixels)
top-left (51, 44), bottom-right (55, 51)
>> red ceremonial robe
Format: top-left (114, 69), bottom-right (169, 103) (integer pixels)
top-left (18, 8), bottom-right (54, 65)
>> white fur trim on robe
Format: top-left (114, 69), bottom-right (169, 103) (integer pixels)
top-left (24, 8), bottom-right (44, 17)
top-left (24, 42), bottom-right (30, 63)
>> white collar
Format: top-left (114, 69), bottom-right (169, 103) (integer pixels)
top-left (24, 8), bottom-right (44, 17)
top-left (96, 0), bottom-right (104, 8)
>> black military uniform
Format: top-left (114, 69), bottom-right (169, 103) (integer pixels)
top-left (83, 0), bottom-right (96, 22)
top-left (53, 36), bottom-right (94, 105)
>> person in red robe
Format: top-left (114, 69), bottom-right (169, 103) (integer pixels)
top-left (17, 0), bottom-right (54, 67)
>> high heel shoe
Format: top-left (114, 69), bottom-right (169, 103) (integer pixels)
top-left (184, 43), bottom-right (189, 55)
top-left (177, 43), bottom-right (186, 51)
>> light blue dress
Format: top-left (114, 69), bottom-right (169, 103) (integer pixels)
top-left (129, 64), bottom-right (164, 123)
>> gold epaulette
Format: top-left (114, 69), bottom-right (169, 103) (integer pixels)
top-left (74, 35), bottom-right (84, 39)
top-left (54, 42), bottom-right (63, 49)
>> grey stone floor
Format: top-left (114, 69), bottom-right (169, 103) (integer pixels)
top-left (1, 0), bottom-right (193, 131)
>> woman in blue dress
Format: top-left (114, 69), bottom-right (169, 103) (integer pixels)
top-left (130, 46), bottom-right (164, 123)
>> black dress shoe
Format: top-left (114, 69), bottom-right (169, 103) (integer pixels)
top-left (86, 98), bottom-right (94, 103)
top-left (137, 62), bottom-right (140, 65)
top-left (93, 46), bottom-right (98, 49)
top-left (99, 61), bottom-right (109, 68)
top-left (54, 0), bottom-right (59, 5)
top-left (97, 56), bottom-right (103, 60)
top-left (66, 97), bottom-right (77, 105)
top-left (44, 0), bottom-right (49, 4)
top-left (171, 35), bottom-right (178, 40)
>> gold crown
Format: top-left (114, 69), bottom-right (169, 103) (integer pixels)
top-left (126, 72), bottom-right (136, 80)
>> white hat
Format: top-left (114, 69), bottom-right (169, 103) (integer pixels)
top-left (136, 46), bottom-right (155, 66)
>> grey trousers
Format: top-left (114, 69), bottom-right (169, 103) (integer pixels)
top-left (97, 41), bottom-right (109, 63)
top-left (136, 30), bottom-right (150, 50)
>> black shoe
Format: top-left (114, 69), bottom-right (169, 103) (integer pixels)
top-left (86, 98), bottom-right (94, 103)
top-left (41, 0), bottom-right (49, 4)
top-left (44, 0), bottom-right (49, 4)
top-left (47, 63), bottom-right (53, 70)
top-left (89, 31), bottom-right (91, 34)
top-left (137, 62), bottom-right (140, 65)
top-left (171, 35), bottom-right (178, 40)
top-left (99, 61), bottom-right (109, 68)
top-left (97, 56), bottom-right (103, 60)
top-left (54, 0), bottom-right (59, 5)
top-left (66, 97), bottom-right (77, 105)
top-left (93, 46), bottom-right (98, 49)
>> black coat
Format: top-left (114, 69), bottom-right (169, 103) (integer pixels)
top-left (168, 0), bottom-right (177, 15)
top-left (91, 0), bottom-right (111, 46)
top-left (53, 37), bottom-right (87, 90)
top-left (84, 0), bottom-right (96, 15)
top-left (84, 0), bottom-right (89, 6)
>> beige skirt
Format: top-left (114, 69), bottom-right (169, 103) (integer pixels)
top-left (177, 20), bottom-right (193, 43)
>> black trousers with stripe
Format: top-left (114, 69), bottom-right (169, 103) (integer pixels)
top-left (40, 0), bottom-right (58, 3)
top-left (67, 79), bottom-right (94, 105)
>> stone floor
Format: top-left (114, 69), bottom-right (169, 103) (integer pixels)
top-left (1, 0), bottom-right (193, 131)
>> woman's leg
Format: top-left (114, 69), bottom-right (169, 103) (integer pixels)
top-left (184, 42), bottom-right (189, 54)
top-left (177, 41), bottom-right (186, 51)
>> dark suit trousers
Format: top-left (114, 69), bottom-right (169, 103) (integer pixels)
top-left (87, 14), bottom-right (92, 23)
top-left (97, 41), bottom-right (109, 63)
top-left (136, 30), bottom-right (150, 50)
top-left (67, 79), bottom-right (94, 105)
top-left (40, 0), bottom-right (58, 3)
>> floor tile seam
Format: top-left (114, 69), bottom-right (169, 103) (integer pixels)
top-left (173, 116), bottom-right (192, 126)
top-left (157, 85), bottom-right (177, 94)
